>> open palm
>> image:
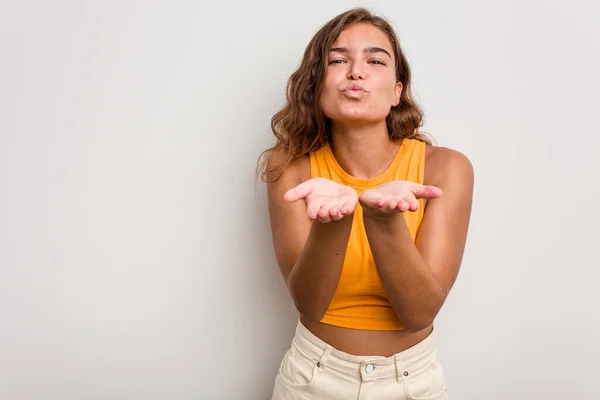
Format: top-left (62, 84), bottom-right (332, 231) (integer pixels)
top-left (359, 180), bottom-right (443, 215)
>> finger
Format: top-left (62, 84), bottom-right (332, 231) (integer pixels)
top-left (395, 200), bottom-right (410, 212)
top-left (329, 208), bottom-right (344, 221)
top-left (326, 196), bottom-right (350, 221)
top-left (381, 199), bottom-right (398, 213)
top-left (318, 208), bottom-right (333, 223)
top-left (412, 184), bottom-right (443, 199)
top-left (404, 197), bottom-right (420, 211)
top-left (328, 202), bottom-right (344, 218)
top-left (306, 198), bottom-right (323, 220)
top-left (284, 181), bottom-right (314, 202)
top-left (326, 200), bottom-right (344, 221)
top-left (340, 196), bottom-right (358, 215)
top-left (318, 198), bottom-right (338, 219)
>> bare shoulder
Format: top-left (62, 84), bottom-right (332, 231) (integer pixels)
top-left (424, 144), bottom-right (474, 187)
top-left (265, 150), bottom-right (311, 189)
top-left (292, 154), bottom-right (311, 183)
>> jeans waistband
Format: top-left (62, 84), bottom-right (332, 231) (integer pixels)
top-left (293, 318), bottom-right (438, 382)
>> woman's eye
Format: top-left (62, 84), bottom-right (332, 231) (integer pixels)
top-left (328, 59), bottom-right (385, 65)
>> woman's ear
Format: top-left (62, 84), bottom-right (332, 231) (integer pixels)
top-left (392, 82), bottom-right (403, 106)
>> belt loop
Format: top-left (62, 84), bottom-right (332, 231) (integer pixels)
top-left (394, 354), bottom-right (403, 384)
top-left (315, 345), bottom-right (333, 375)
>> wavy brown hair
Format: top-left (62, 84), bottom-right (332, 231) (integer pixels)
top-left (256, 7), bottom-right (432, 183)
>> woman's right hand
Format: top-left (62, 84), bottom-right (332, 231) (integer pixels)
top-left (283, 178), bottom-right (358, 223)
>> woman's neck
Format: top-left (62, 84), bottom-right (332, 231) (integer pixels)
top-left (329, 120), bottom-right (400, 180)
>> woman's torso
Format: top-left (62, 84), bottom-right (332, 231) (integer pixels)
top-left (291, 139), bottom-right (447, 357)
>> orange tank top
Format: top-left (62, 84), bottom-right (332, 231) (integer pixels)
top-left (309, 138), bottom-right (427, 330)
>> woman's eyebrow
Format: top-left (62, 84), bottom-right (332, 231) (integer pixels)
top-left (329, 46), bottom-right (392, 59)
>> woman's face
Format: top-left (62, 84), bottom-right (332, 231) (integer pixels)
top-left (319, 23), bottom-right (402, 125)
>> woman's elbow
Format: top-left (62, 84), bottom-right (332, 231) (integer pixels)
top-left (288, 281), bottom-right (327, 321)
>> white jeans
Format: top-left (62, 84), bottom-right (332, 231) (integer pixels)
top-left (271, 318), bottom-right (449, 400)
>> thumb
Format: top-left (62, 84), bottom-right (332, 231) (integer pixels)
top-left (284, 181), bottom-right (314, 202)
top-left (412, 184), bottom-right (443, 199)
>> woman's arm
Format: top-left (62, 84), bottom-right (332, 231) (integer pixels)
top-left (267, 153), bottom-right (358, 321)
top-left (361, 149), bottom-right (474, 332)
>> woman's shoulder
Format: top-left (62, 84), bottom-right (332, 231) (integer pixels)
top-left (424, 143), bottom-right (470, 163)
top-left (265, 148), bottom-right (311, 186)
top-left (424, 143), bottom-right (473, 186)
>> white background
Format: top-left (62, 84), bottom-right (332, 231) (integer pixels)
top-left (1, 1), bottom-right (599, 399)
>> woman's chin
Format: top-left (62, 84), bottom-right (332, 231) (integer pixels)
top-left (331, 112), bottom-right (382, 125)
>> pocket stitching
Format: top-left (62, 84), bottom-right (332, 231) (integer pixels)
top-left (277, 346), bottom-right (320, 389)
top-left (403, 360), bottom-right (447, 400)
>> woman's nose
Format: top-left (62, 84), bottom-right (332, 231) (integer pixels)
top-left (347, 62), bottom-right (366, 80)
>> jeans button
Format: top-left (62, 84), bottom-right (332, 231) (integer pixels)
top-left (365, 363), bottom-right (374, 374)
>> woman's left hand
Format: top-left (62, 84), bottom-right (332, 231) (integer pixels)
top-left (359, 180), bottom-right (443, 216)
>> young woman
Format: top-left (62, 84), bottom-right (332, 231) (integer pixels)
top-left (258, 7), bottom-right (473, 400)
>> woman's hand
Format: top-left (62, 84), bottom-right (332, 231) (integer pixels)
top-left (359, 180), bottom-right (443, 217)
top-left (284, 178), bottom-right (359, 223)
